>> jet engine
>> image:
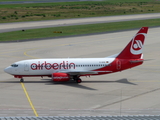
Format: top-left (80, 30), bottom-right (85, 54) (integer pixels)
top-left (52, 73), bottom-right (70, 82)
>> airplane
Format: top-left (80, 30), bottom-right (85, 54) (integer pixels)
top-left (4, 27), bottom-right (148, 83)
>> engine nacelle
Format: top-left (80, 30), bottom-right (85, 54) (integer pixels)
top-left (52, 73), bottom-right (70, 82)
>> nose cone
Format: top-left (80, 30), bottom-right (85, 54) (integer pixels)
top-left (4, 66), bottom-right (12, 74)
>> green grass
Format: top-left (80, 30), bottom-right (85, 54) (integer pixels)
top-left (0, 0), bottom-right (40, 1)
top-left (106, 0), bottom-right (153, 2)
top-left (0, 0), bottom-right (150, 1)
top-left (0, 1), bottom-right (160, 23)
top-left (0, 18), bottom-right (160, 42)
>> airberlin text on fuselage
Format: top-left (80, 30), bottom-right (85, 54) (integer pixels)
top-left (31, 61), bottom-right (75, 70)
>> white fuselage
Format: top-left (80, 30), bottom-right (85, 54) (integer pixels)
top-left (4, 58), bottom-right (115, 76)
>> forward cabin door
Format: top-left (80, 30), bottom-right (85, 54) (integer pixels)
top-left (24, 62), bottom-right (29, 71)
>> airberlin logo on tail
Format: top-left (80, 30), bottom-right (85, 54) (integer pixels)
top-left (133, 40), bottom-right (143, 49)
top-left (130, 33), bottom-right (146, 55)
top-left (31, 61), bottom-right (75, 70)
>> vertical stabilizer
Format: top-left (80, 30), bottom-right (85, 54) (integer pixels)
top-left (116, 27), bottom-right (148, 59)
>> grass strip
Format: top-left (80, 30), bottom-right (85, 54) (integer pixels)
top-left (0, 0), bottom-right (42, 1)
top-left (0, 18), bottom-right (160, 42)
top-left (0, 0), bottom-right (154, 4)
top-left (0, 1), bottom-right (160, 23)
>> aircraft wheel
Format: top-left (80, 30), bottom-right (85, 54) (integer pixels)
top-left (76, 78), bottom-right (82, 83)
top-left (20, 78), bottom-right (24, 82)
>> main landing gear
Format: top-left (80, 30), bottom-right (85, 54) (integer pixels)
top-left (20, 78), bottom-right (24, 82)
top-left (76, 78), bottom-right (82, 83)
top-left (73, 76), bottom-right (82, 83)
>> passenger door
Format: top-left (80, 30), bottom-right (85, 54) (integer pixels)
top-left (24, 62), bottom-right (29, 71)
top-left (116, 60), bottom-right (121, 70)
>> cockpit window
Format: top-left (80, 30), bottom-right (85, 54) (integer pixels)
top-left (11, 64), bottom-right (18, 67)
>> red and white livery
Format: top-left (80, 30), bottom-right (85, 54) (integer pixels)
top-left (4, 27), bottom-right (148, 83)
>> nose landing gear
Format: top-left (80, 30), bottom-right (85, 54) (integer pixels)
top-left (20, 78), bottom-right (24, 82)
top-left (14, 75), bottom-right (24, 82)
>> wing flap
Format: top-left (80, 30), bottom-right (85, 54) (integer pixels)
top-left (60, 70), bottom-right (112, 75)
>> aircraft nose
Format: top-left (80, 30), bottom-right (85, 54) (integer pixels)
top-left (4, 67), bottom-right (12, 74)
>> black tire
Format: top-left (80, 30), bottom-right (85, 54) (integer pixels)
top-left (20, 78), bottom-right (24, 82)
top-left (76, 78), bottom-right (82, 83)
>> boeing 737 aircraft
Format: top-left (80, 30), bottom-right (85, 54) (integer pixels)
top-left (4, 27), bottom-right (148, 83)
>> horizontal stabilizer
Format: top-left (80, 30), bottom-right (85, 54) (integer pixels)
top-left (130, 59), bottom-right (144, 63)
top-left (130, 59), bottom-right (152, 63)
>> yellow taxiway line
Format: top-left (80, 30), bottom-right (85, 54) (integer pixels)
top-left (23, 48), bottom-right (39, 59)
top-left (20, 82), bottom-right (39, 117)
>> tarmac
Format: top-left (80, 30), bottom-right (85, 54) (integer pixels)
top-left (0, 27), bottom-right (160, 117)
top-left (1, 13), bottom-right (160, 33)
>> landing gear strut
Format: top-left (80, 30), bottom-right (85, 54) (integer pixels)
top-left (73, 76), bottom-right (82, 83)
top-left (20, 78), bottom-right (24, 82)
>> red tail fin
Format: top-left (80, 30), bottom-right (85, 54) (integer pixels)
top-left (116, 27), bottom-right (148, 59)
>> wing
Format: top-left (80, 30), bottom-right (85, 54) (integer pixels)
top-left (60, 70), bottom-right (112, 75)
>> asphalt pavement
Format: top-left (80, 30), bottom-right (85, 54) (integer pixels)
top-left (1, 13), bottom-right (160, 33)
